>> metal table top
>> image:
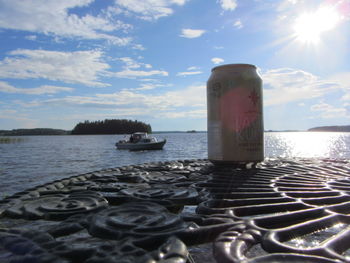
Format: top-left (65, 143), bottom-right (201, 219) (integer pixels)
top-left (1, 158), bottom-right (350, 262)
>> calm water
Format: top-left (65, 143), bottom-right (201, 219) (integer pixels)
top-left (1, 132), bottom-right (350, 197)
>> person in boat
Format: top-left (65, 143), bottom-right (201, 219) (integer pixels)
top-left (129, 133), bottom-right (141, 143)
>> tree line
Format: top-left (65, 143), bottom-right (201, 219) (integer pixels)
top-left (71, 119), bottom-right (152, 135)
top-left (0, 128), bottom-right (69, 136)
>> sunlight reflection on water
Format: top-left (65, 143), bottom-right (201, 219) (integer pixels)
top-left (1, 132), bottom-right (350, 196)
top-left (265, 132), bottom-right (350, 159)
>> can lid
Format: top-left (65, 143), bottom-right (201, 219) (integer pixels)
top-left (211, 63), bottom-right (256, 72)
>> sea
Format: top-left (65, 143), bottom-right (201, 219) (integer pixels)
top-left (1, 132), bottom-right (350, 197)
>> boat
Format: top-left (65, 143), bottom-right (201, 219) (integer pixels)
top-left (115, 132), bottom-right (166, 151)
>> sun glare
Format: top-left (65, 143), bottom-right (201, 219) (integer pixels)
top-left (293, 6), bottom-right (340, 44)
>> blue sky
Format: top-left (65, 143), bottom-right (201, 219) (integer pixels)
top-left (0, 0), bottom-right (349, 131)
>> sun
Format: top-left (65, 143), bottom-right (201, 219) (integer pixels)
top-left (293, 6), bottom-right (340, 44)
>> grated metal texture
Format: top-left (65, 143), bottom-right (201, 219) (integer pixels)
top-left (1, 158), bottom-right (350, 262)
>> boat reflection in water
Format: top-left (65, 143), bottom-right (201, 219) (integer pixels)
top-left (115, 132), bottom-right (166, 151)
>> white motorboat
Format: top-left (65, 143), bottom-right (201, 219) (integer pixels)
top-left (115, 132), bottom-right (166, 150)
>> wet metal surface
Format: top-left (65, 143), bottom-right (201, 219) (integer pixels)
top-left (1, 158), bottom-right (350, 262)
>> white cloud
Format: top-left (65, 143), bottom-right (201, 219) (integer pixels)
top-left (161, 85), bottom-right (206, 108)
top-left (218, 0), bottom-right (237, 11)
top-left (23, 84), bottom-right (206, 118)
top-left (310, 102), bottom-right (348, 119)
top-left (233, 19), bottom-right (243, 29)
top-left (0, 81), bottom-right (18, 93)
top-left (0, 49), bottom-right (110, 87)
top-left (0, 109), bottom-right (16, 115)
top-left (333, 72), bottom-right (350, 89)
top-left (277, 0), bottom-right (301, 12)
top-left (177, 71), bottom-right (202, 76)
top-left (118, 57), bottom-right (153, 70)
top-left (115, 0), bottom-right (187, 20)
top-left (119, 57), bottom-right (142, 69)
top-left (56, 110), bottom-right (152, 121)
top-left (121, 82), bottom-right (172, 91)
top-left (0, 81), bottom-right (73, 94)
top-left (211, 57), bottom-right (224, 64)
top-left (342, 94), bottom-right (350, 101)
top-left (139, 78), bottom-right (157, 82)
top-left (288, 0), bottom-right (300, 4)
top-left (25, 35), bottom-right (37, 41)
top-left (187, 66), bottom-right (199, 71)
top-left (35, 85), bottom-right (74, 94)
top-left (132, 44), bottom-right (146, 50)
top-left (0, 0), bottom-right (132, 45)
top-left (311, 102), bottom-right (334, 112)
top-left (113, 69), bottom-right (168, 79)
top-left (157, 109), bottom-right (206, 119)
top-left (262, 68), bottom-right (340, 106)
top-left (113, 57), bottom-right (168, 79)
top-left (0, 109), bottom-right (37, 127)
top-left (329, 72), bottom-right (350, 101)
top-left (171, 0), bottom-right (187, 5)
top-left (180, 29), bottom-right (206, 38)
top-left (135, 83), bottom-right (169, 91)
top-left (177, 66), bottom-right (202, 76)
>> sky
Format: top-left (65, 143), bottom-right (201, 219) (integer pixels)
top-left (0, 0), bottom-right (349, 131)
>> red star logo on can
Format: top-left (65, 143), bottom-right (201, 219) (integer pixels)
top-left (249, 91), bottom-right (260, 106)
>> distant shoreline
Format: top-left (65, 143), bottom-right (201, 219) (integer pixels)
top-left (2, 127), bottom-right (350, 136)
top-left (308, 125), bottom-right (350, 132)
top-left (0, 128), bottom-right (69, 136)
top-left (0, 129), bottom-right (208, 136)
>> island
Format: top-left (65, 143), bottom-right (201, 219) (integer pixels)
top-left (1, 119), bottom-right (152, 136)
top-left (308, 125), bottom-right (350, 132)
top-left (71, 119), bottom-right (152, 135)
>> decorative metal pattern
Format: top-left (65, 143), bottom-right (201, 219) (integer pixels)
top-left (1, 158), bottom-right (350, 262)
top-left (89, 202), bottom-right (188, 240)
top-left (3, 191), bottom-right (108, 220)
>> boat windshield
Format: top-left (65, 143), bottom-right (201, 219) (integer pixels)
top-left (128, 133), bottom-right (158, 143)
top-left (129, 133), bottom-right (147, 143)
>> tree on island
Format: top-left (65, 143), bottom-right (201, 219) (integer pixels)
top-left (71, 119), bottom-right (152, 135)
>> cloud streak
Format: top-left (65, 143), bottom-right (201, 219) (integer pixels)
top-left (113, 69), bottom-right (169, 79)
top-left (0, 49), bottom-right (110, 87)
top-left (310, 102), bottom-right (349, 119)
top-left (177, 71), bottom-right (202, 76)
top-left (0, 82), bottom-right (73, 94)
top-left (114, 0), bottom-right (188, 20)
top-left (262, 68), bottom-right (340, 106)
top-left (0, 0), bottom-right (132, 45)
top-left (211, 57), bottom-right (224, 64)
top-left (180, 29), bottom-right (206, 38)
top-left (113, 56), bottom-right (168, 79)
top-left (233, 19), bottom-right (243, 29)
top-left (20, 84), bottom-right (207, 119)
top-left (219, 0), bottom-right (238, 11)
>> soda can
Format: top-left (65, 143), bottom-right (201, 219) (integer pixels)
top-left (207, 64), bottom-right (264, 165)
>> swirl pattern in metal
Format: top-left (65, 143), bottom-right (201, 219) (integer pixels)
top-left (1, 158), bottom-right (350, 262)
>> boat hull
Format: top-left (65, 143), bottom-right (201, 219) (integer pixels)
top-left (116, 139), bottom-right (166, 151)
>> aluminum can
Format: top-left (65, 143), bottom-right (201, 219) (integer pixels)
top-left (207, 64), bottom-right (264, 164)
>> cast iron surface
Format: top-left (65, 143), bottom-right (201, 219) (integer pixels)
top-left (1, 158), bottom-right (350, 262)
